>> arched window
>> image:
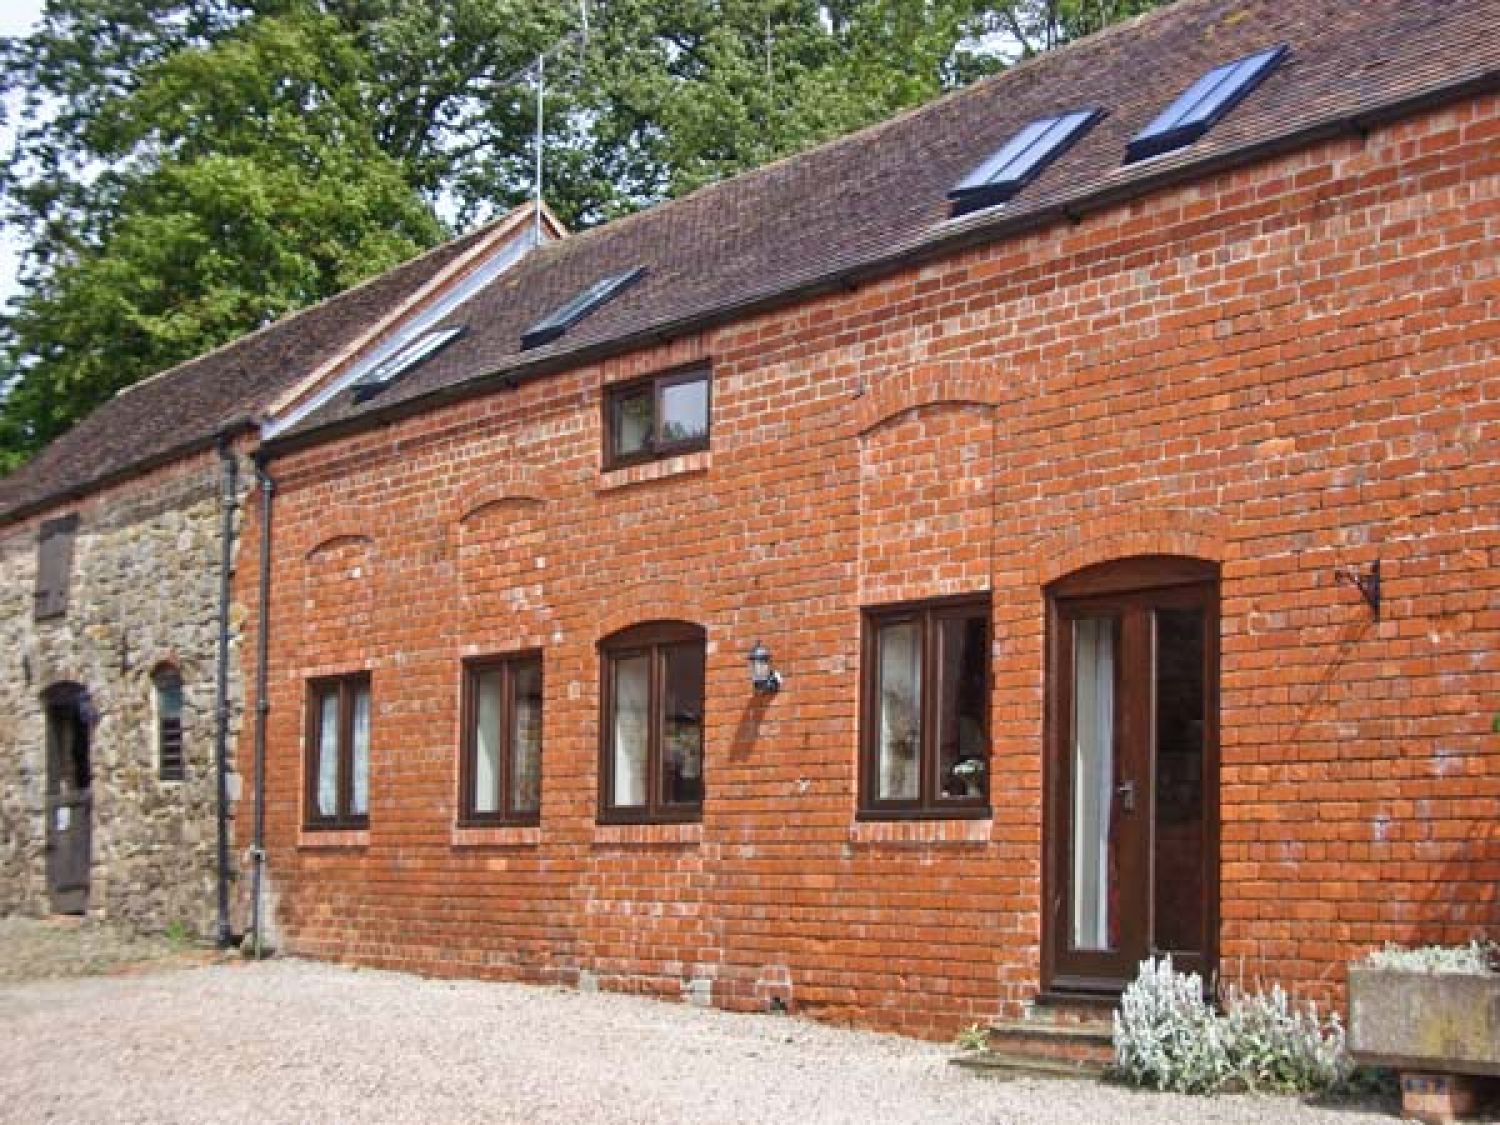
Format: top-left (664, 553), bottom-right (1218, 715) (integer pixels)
top-left (153, 666), bottom-right (185, 782)
top-left (598, 622), bottom-right (705, 824)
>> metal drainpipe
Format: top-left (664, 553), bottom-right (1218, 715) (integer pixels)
top-left (212, 438), bottom-right (238, 948)
top-left (249, 453), bottom-right (275, 958)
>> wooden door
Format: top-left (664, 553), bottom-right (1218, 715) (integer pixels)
top-left (44, 686), bottom-right (92, 915)
top-left (1045, 559), bottom-right (1218, 994)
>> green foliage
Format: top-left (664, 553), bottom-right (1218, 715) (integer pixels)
top-left (953, 1021), bottom-right (989, 1052)
top-left (1112, 956), bottom-right (1351, 1096)
top-left (1363, 940), bottom-right (1498, 974)
top-left (0, 0), bottom-right (1170, 471)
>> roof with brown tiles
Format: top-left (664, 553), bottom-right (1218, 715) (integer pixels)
top-left (0, 224), bottom-right (497, 523)
top-left (280, 0), bottom-right (1500, 442)
top-left (6, 0), bottom-right (1498, 517)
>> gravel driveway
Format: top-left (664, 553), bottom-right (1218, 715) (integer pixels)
top-left (0, 949), bottom-right (1396, 1124)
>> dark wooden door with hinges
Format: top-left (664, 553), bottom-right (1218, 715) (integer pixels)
top-left (1044, 558), bottom-right (1219, 995)
top-left (44, 684), bottom-right (92, 915)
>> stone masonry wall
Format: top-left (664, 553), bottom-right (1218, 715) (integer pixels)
top-left (0, 446), bottom-right (249, 936)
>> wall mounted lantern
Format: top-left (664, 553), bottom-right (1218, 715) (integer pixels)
top-left (747, 641), bottom-right (782, 694)
top-left (1335, 559), bottom-right (1380, 618)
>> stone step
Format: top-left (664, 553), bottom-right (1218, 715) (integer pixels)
top-left (987, 1018), bottom-right (1116, 1066)
top-left (951, 1049), bottom-right (1107, 1081)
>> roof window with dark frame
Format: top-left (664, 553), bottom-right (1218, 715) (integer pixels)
top-left (350, 325), bottom-right (466, 402)
top-left (521, 267), bottom-right (646, 351)
top-left (948, 108), bottom-right (1104, 218)
top-left (1125, 44), bottom-right (1290, 163)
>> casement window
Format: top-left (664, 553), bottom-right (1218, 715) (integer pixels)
top-left (599, 622), bottom-right (705, 824)
top-left (34, 514), bottom-right (79, 621)
top-left (859, 596), bottom-right (991, 819)
top-left (305, 674), bottom-right (371, 829)
top-left (459, 653), bottom-right (543, 826)
top-left (154, 666), bottom-right (186, 782)
top-left (603, 366), bottom-right (711, 469)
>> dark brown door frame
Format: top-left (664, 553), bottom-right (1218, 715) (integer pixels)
top-left (1041, 556), bottom-right (1220, 997)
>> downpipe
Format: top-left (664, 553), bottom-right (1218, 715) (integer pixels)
top-left (212, 438), bottom-right (238, 948)
top-left (249, 454), bottom-right (275, 958)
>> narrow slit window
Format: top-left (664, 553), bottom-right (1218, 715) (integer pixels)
top-left (949, 109), bottom-right (1103, 217)
top-left (1126, 45), bottom-right (1289, 163)
top-left (521, 267), bottom-right (645, 351)
top-left (351, 326), bottom-right (465, 401)
top-left (154, 666), bottom-right (185, 782)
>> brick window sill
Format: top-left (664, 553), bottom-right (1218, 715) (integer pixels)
top-left (593, 821), bottom-right (703, 846)
top-left (297, 828), bottom-right (370, 849)
top-left (847, 818), bottom-right (991, 845)
top-left (452, 825), bottom-right (541, 848)
top-left (596, 450), bottom-right (711, 492)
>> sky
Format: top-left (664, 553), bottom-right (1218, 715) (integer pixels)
top-left (1, 0), bottom-right (47, 313)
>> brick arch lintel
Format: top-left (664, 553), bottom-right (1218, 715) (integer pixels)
top-left (446, 463), bottom-right (550, 524)
top-left (593, 591), bottom-right (710, 645)
top-left (849, 360), bottom-right (1002, 439)
top-left (304, 529), bottom-right (375, 561)
top-left (1032, 507), bottom-right (1228, 589)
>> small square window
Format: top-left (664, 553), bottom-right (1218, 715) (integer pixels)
top-left (859, 596), bottom-right (991, 820)
top-left (599, 622), bottom-right (705, 823)
top-left (305, 674), bottom-right (371, 829)
top-left (603, 367), bottom-right (711, 469)
top-left (459, 654), bottom-right (543, 826)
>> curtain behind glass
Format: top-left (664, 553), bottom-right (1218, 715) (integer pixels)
top-left (611, 655), bottom-right (650, 806)
top-left (877, 620), bottom-right (921, 800)
top-left (1071, 618), bottom-right (1114, 951)
top-left (316, 690), bottom-right (339, 817)
top-left (473, 670), bottom-right (502, 814)
top-left (350, 685), bottom-right (370, 817)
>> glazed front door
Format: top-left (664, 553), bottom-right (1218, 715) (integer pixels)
top-left (44, 686), bottom-right (92, 915)
top-left (1047, 563), bottom-right (1218, 994)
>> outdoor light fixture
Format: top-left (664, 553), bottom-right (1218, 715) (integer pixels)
top-left (747, 641), bottom-right (782, 694)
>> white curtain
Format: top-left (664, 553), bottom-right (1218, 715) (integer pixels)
top-left (350, 686), bottom-right (371, 816)
top-left (877, 621), bottom-right (921, 801)
top-left (317, 691), bottom-right (339, 817)
top-left (1071, 618), bottom-right (1114, 952)
top-left (474, 671), bottom-right (502, 813)
top-left (612, 656), bottom-right (650, 807)
top-left (511, 664), bottom-right (542, 812)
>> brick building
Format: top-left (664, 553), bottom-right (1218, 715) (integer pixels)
top-left (2, 0), bottom-right (1495, 1043)
top-left (242, 0), bottom-right (1499, 1037)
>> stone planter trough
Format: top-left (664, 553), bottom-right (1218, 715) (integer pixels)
top-left (1348, 966), bottom-right (1500, 1077)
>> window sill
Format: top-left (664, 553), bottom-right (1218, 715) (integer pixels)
top-left (596, 449), bottom-right (711, 492)
top-left (847, 818), bottom-right (992, 845)
top-left (452, 824), bottom-right (541, 848)
top-left (297, 828), bottom-right (370, 849)
top-left (593, 821), bottom-right (703, 846)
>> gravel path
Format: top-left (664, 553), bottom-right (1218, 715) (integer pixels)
top-left (0, 951), bottom-right (1399, 1125)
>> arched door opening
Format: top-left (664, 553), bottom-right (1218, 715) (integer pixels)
top-left (43, 682), bottom-right (93, 914)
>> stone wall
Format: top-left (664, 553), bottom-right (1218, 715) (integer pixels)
top-left (0, 447), bottom-right (248, 936)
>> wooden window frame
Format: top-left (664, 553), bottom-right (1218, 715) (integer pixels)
top-left (598, 621), bottom-right (706, 825)
top-left (458, 652), bottom-right (544, 827)
top-left (602, 364), bottom-right (712, 470)
top-left (34, 513), bottom-right (79, 621)
top-left (153, 666), bottom-right (186, 782)
top-left (303, 673), bottom-right (371, 830)
top-left (858, 594), bottom-right (992, 821)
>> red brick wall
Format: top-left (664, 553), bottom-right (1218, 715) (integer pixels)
top-left (241, 94), bottom-right (1500, 1038)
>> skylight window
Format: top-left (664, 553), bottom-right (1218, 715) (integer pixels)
top-left (351, 326), bottom-right (464, 401)
top-left (521, 267), bottom-right (645, 351)
top-left (1126, 44), bottom-right (1289, 163)
top-left (948, 108), bottom-right (1104, 217)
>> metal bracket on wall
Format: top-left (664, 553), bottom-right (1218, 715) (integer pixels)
top-left (1335, 559), bottom-right (1380, 618)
